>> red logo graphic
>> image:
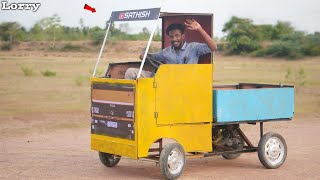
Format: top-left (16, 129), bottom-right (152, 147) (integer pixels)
top-left (119, 13), bottom-right (125, 19)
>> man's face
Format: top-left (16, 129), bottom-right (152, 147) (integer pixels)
top-left (168, 29), bottom-right (185, 49)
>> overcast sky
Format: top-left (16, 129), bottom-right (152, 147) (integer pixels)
top-left (0, 0), bottom-right (319, 37)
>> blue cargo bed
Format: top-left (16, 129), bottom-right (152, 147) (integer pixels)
top-left (213, 83), bottom-right (294, 123)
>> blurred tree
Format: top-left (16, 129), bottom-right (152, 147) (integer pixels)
top-left (119, 23), bottom-right (130, 33)
top-left (79, 18), bottom-right (84, 31)
top-left (89, 26), bottom-right (105, 45)
top-left (222, 16), bottom-right (261, 54)
top-left (272, 21), bottom-right (295, 39)
top-left (30, 23), bottom-right (44, 40)
top-left (38, 14), bottom-right (63, 47)
top-left (0, 22), bottom-right (25, 43)
top-left (302, 32), bottom-right (320, 56)
top-left (256, 24), bottom-right (275, 41)
top-left (142, 27), bottom-right (150, 34)
top-left (139, 27), bottom-right (150, 39)
top-left (153, 26), bottom-right (162, 41)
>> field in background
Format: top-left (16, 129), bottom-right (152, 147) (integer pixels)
top-left (0, 42), bottom-right (319, 136)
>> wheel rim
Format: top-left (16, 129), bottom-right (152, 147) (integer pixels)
top-left (264, 137), bottom-right (285, 166)
top-left (107, 154), bottom-right (119, 163)
top-left (108, 155), bottom-right (115, 162)
top-left (167, 148), bottom-right (184, 175)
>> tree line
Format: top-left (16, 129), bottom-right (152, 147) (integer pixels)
top-left (0, 14), bottom-right (160, 50)
top-left (221, 16), bottom-right (320, 59)
top-left (0, 14), bottom-right (319, 59)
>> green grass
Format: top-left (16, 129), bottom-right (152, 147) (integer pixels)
top-left (20, 65), bottom-right (34, 76)
top-left (75, 75), bottom-right (89, 86)
top-left (0, 53), bottom-right (319, 119)
top-left (41, 69), bottom-right (57, 77)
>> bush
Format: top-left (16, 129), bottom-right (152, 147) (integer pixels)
top-left (266, 41), bottom-right (295, 56)
top-left (91, 31), bottom-right (105, 45)
top-left (1, 42), bottom-right (12, 51)
top-left (20, 65), bottom-right (34, 76)
top-left (252, 42), bottom-right (304, 59)
top-left (46, 46), bottom-right (60, 51)
top-left (302, 32), bottom-right (320, 56)
top-left (61, 44), bottom-right (81, 52)
top-left (41, 70), bottom-right (56, 77)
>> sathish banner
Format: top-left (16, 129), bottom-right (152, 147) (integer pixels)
top-left (109, 8), bottom-right (160, 21)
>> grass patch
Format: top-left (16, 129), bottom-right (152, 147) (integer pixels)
top-left (61, 44), bottom-right (82, 52)
top-left (285, 67), bottom-right (307, 86)
top-left (20, 65), bottom-right (34, 76)
top-left (75, 75), bottom-right (89, 86)
top-left (89, 68), bottom-right (105, 77)
top-left (41, 70), bottom-right (57, 77)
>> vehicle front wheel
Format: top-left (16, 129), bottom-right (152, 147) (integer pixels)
top-left (159, 143), bottom-right (186, 180)
top-left (99, 152), bottom-right (121, 167)
top-left (258, 132), bottom-right (287, 169)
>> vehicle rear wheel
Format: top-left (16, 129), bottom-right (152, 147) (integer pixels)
top-left (99, 152), bottom-right (121, 167)
top-left (222, 152), bottom-right (241, 160)
top-left (221, 129), bottom-right (244, 160)
top-left (258, 132), bottom-right (287, 169)
top-left (159, 143), bottom-right (186, 180)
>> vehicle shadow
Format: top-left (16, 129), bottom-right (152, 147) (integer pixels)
top-left (96, 155), bottom-right (264, 179)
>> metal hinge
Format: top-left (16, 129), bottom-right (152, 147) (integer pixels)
top-left (154, 112), bottom-right (158, 119)
top-left (153, 81), bottom-right (157, 88)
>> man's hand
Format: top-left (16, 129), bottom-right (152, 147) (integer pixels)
top-left (139, 53), bottom-right (144, 60)
top-left (139, 53), bottom-right (151, 60)
top-left (184, 19), bottom-right (202, 31)
top-left (184, 18), bottom-right (217, 52)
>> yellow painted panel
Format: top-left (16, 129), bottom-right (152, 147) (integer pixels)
top-left (155, 64), bottom-right (213, 125)
top-left (90, 78), bottom-right (137, 159)
top-left (90, 64), bottom-right (213, 159)
top-left (91, 134), bottom-right (137, 159)
top-left (90, 77), bottom-right (135, 85)
top-left (136, 77), bottom-right (212, 158)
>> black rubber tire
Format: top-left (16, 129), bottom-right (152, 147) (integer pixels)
top-left (222, 152), bottom-right (241, 160)
top-left (258, 132), bottom-right (287, 169)
top-left (222, 138), bottom-right (244, 160)
top-left (99, 152), bottom-right (121, 167)
top-left (159, 143), bottom-right (186, 180)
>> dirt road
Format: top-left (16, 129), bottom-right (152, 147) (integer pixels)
top-left (1, 114), bottom-right (319, 180)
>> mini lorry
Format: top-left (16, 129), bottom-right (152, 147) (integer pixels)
top-left (90, 8), bottom-right (294, 179)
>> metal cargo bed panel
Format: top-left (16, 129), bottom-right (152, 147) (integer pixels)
top-left (212, 83), bottom-right (294, 123)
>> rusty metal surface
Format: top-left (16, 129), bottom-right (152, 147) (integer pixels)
top-left (260, 122), bottom-right (264, 138)
top-left (105, 62), bottom-right (154, 79)
top-left (203, 148), bottom-right (258, 157)
top-left (237, 128), bottom-right (255, 148)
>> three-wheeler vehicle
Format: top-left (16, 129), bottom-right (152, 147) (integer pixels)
top-left (90, 8), bottom-right (294, 179)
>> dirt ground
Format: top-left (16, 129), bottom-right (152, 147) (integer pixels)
top-left (0, 113), bottom-right (319, 180)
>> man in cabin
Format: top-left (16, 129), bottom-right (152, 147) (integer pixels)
top-left (125, 19), bottom-right (217, 79)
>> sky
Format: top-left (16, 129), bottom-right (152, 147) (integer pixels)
top-left (0, 0), bottom-right (319, 37)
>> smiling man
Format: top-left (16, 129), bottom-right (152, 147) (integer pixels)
top-left (125, 19), bottom-right (217, 79)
